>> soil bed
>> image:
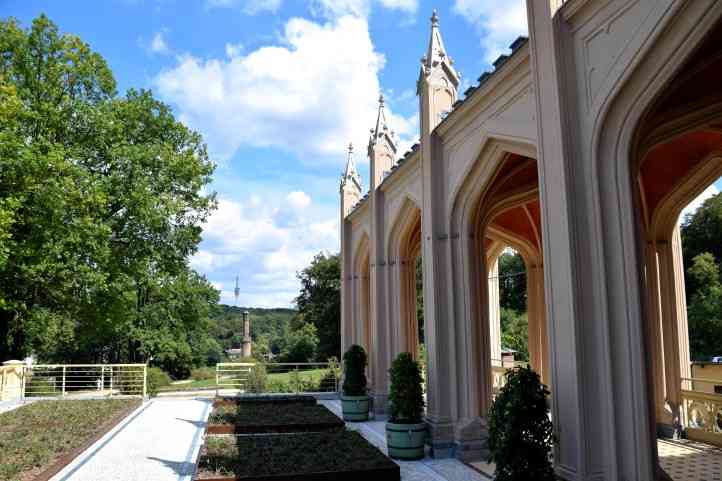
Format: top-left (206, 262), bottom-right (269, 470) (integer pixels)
top-left (195, 431), bottom-right (400, 481)
top-left (0, 398), bottom-right (140, 481)
top-left (207, 400), bottom-right (343, 434)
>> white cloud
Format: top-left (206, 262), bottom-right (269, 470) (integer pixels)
top-left (154, 15), bottom-right (416, 164)
top-left (192, 194), bottom-right (338, 307)
top-left (286, 191), bottom-right (312, 209)
top-left (150, 31), bottom-right (170, 54)
top-left (311, 0), bottom-right (417, 19)
top-left (378, 0), bottom-right (416, 12)
top-left (206, 0), bottom-right (281, 14)
top-left (453, 0), bottom-right (528, 63)
top-left (679, 184), bottom-right (719, 225)
top-left (225, 42), bottom-right (244, 58)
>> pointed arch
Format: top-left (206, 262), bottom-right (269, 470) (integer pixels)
top-left (386, 196), bottom-right (423, 359)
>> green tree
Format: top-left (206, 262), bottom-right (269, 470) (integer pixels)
top-left (682, 192), bottom-right (722, 300)
top-left (294, 252), bottom-right (340, 361)
top-left (498, 251), bottom-right (527, 312)
top-left (280, 322), bottom-right (319, 363)
top-left (500, 308), bottom-right (529, 362)
top-left (686, 253), bottom-right (722, 361)
top-left (0, 15), bottom-right (217, 365)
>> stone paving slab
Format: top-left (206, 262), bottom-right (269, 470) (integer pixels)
top-left (49, 398), bottom-right (212, 481)
top-left (320, 400), bottom-right (489, 481)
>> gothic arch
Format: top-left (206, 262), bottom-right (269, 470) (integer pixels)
top-left (386, 197), bottom-right (423, 359)
top-left (353, 233), bottom-right (372, 378)
top-left (447, 137), bottom-right (542, 424)
top-left (592, 2), bottom-right (722, 477)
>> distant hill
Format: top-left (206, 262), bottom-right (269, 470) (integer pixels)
top-left (210, 305), bottom-right (297, 350)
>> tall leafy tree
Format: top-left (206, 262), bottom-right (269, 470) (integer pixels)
top-left (0, 15), bottom-right (218, 367)
top-left (685, 253), bottom-right (722, 361)
top-left (294, 252), bottom-right (340, 361)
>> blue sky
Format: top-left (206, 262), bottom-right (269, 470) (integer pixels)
top-left (5, 0), bottom-right (719, 307)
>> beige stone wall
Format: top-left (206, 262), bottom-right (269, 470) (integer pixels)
top-left (0, 361), bottom-right (24, 401)
top-left (691, 363), bottom-right (722, 394)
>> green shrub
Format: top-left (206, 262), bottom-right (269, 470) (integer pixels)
top-left (191, 367), bottom-right (215, 381)
top-left (342, 345), bottom-right (367, 396)
top-left (488, 366), bottom-right (554, 481)
top-left (146, 367), bottom-right (172, 397)
top-left (318, 357), bottom-right (340, 392)
top-left (388, 352), bottom-right (424, 423)
top-left (25, 376), bottom-right (58, 397)
top-left (247, 364), bottom-right (267, 393)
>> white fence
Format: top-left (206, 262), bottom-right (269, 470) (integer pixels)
top-left (216, 362), bottom-right (340, 395)
top-left (22, 364), bottom-right (147, 399)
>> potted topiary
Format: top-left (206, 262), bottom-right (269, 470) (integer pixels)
top-left (488, 365), bottom-right (555, 481)
top-left (341, 344), bottom-right (370, 421)
top-left (386, 352), bottom-right (426, 460)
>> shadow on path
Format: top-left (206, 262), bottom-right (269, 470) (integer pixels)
top-left (147, 457), bottom-right (196, 476)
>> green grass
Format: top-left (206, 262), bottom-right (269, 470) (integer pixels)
top-left (158, 368), bottom-right (330, 392)
top-left (0, 399), bottom-right (139, 481)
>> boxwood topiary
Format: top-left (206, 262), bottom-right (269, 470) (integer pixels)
top-left (342, 344), bottom-right (368, 396)
top-left (488, 365), bottom-right (555, 481)
top-left (388, 352), bottom-right (424, 423)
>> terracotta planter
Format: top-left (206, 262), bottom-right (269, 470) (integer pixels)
top-left (340, 394), bottom-right (370, 421)
top-left (385, 421), bottom-right (426, 460)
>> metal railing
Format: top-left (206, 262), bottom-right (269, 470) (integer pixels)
top-left (216, 362), bottom-right (340, 395)
top-left (681, 377), bottom-right (722, 447)
top-left (491, 359), bottom-right (528, 396)
top-left (22, 364), bottom-right (147, 399)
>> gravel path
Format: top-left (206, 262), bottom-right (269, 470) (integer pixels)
top-left (50, 398), bottom-right (212, 481)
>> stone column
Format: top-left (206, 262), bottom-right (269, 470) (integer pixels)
top-left (656, 226), bottom-right (692, 436)
top-left (488, 257), bottom-right (502, 365)
top-left (644, 241), bottom-right (670, 425)
top-left (527, 263), bottom-right (549, 385)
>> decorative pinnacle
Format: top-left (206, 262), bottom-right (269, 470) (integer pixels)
top-left (348, 142), bottom-right (354, 154)
top-left (379, 93), bottom-right (385, 106)
top-left (431, 9), bottom-right (439, 27)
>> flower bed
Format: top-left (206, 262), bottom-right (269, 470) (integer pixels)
top-left (207, 398), bottom-right (343, 434)
top-left (195, 431), bottom-right (400, 481)
top-left (0, 399), bottom-right (140, 481)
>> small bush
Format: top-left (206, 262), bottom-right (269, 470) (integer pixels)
top-left (317, 357), bottom-right (340, 392)
top-left (488, 366), bottom-right (554, 481)
top-left (388, 352), bottom-right (424, 424)
top-left (247, 364), bottom-right (267, 393)
top-left (191, 367), bottom-right (215, 381)
top-left (25, 376), bottom-right (58, 397)
top-left (342, 345), bottom-right (367, 396)
top-left (146, 367), bottom-right (172, 397)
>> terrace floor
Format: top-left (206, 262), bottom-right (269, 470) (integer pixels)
top-left (25, 395), bottom-right (720, 481)
top-left (320, 399), bottom-right (491, 481)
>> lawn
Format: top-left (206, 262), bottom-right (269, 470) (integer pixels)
top-left (0, 399), bottom-right (140, 481)
top-left (158, 368), bottom-right (330, 393)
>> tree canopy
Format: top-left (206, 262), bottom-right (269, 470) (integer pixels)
top-left (681, 193), bottom-right (722, 361)
top-left (294, 252), bottom-right (340, 361)
top-left (0, 15), bottom-right (218, 377)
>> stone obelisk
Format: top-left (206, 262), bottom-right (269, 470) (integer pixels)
top-left (241, 310), bottom-right (252, 358)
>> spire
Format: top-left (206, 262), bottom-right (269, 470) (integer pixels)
top-left (374, 94), bottom-right (388, 138)
top-left (369, 94), bottom-right (396, 152)
top-left (340, 142), bottom-right (361, 192)
top-left (419, 10), bottom-right (459, 89)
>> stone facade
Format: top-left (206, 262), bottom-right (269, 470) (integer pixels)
top-left (340, 2), bottom-right (722, 480)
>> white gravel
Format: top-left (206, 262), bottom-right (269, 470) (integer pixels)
top-left (49, 398), bottom-right (212, 481)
